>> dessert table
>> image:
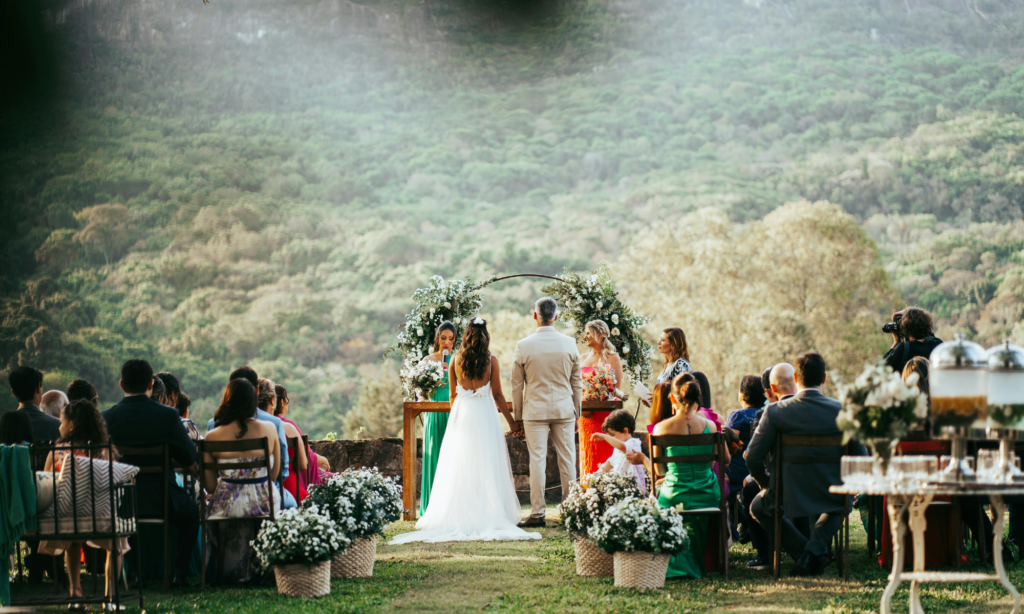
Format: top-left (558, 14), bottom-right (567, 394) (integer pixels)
top-left (831, 481), bottom-right (1023, 614)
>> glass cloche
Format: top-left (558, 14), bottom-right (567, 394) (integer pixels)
top-left (986, 340), bottom-right (1024, 429)
top-left (929, 334), bottom-right (989, 432)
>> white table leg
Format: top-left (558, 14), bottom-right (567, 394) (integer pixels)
top-left (882, 495), bottom-right (909, 614)
top-left (989, 494), bottom-right (1021, 614)
top-left (908, 494), bottom-right (933, 614)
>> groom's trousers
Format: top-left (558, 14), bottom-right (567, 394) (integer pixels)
top-left (523, 417), bottom-right (576, 519)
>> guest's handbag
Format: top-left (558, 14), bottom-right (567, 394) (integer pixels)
top-left (35, 472), bottom-right (55, 515)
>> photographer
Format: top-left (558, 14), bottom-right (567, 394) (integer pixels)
top-left (882, 307), bottom-right (942, 374)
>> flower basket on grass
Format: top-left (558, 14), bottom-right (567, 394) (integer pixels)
top-left (559, 471), bottom-right (641, 576)
top-left (835, 362), bottom-right (928, 474)
top-left (304, 467), bottom-right (404, 578)
top-left (252, 505), bottom-right (346, 598)
top-left (590, 498), bottom-right (689, 589)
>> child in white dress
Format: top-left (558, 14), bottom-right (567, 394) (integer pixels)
top-left (590, 410), bottom-right (648, 494)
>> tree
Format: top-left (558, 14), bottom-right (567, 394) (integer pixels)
top-left (615, 200), bottom-right (896, 411)
top-left (342, 366), bottom-right (404, 439)
top-left (73, 204), bottom-right (133, 266)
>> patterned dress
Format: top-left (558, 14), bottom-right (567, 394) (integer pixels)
top-left (419, 354), bottom-right (451, 516)
top-left (207, 456), bottom-right (282, 583)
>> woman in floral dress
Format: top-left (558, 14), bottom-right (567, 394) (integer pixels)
top-left (202, 379), bottom-right (282, 583)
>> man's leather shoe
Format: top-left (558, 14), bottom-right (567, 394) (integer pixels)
top-left (517, 517), bottom-right (545, 528)
top-left (811, 553), bottom-right (832, 576)
top-left (789, 552), bottom-right (815, 577)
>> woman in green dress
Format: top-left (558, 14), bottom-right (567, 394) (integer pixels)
top-left (420, 321), bottom-right (457, 516)
top-left (654, 375), bottom-right (727, 578)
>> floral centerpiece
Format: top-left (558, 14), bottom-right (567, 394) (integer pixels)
top-left (835, 362), bottom-right (928, 472)
top-left (251, 504), bottom-right (346, 598)
top-left (400, 357), bottom-right (446, 401)
top-left (559, 471), bottom-right (642, 576)
top-left (589, 497), bottom-right (690, 589)
top-left (303, 467), bottom-right (404, 578)
top-left (542, 262), bottom-right (654, 385)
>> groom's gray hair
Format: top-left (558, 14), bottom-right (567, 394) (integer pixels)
top-left (535, 297), bottom-right (558, 325)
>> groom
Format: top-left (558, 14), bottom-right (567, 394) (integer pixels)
top-left (511, 297), bottom-right (583, 528)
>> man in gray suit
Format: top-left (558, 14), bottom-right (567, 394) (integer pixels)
top-left (511, 297), bottom-right (583, 528)
top-left (747, 352), bottom-right (860, 576)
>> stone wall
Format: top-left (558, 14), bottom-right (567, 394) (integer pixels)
top-left (309, 432), bottom-right (651, 505)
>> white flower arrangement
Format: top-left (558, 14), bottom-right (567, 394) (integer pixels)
top-left (589, 497), bottom-right (689, 555)
top-left (835, 362), bottom-right (928, 444)
top-left (400, 357), bottom-right (446, 401)
top-left (303, 468), bottom-right (405, 541)
top-left (251, 504), bottom-right (347, 570)
top-left (541, 262), bottom-right (654, 383)
top-left (385, 275), bottom-right (492, 363)
top-left (558, 471), bottom-right (642, 540)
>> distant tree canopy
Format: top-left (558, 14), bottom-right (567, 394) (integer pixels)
top-left (3, 0), bottom-right (1024, 434)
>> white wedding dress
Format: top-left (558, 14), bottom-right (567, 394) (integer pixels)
top-left (389, 381), bottom-right (541, 544)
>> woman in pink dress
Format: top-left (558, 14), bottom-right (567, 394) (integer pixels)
top-left (579, 320), bottom-right (625, 476)
top-left (274, 384), bottom-right (330, 496)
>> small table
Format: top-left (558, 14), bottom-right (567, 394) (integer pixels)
top-left (831, 482), bottom-right (1024, 614)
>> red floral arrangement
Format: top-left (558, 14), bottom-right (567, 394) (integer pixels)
top-left (583, 365), bottom-right (618, 401)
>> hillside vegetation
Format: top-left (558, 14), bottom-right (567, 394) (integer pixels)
top-left (3, 0), bottom-right (1024, 434)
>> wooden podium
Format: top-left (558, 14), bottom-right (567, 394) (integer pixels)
top-left (401, 399), bottom-right (623, 520)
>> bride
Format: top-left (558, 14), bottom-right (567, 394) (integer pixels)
top-left (389, 317), bottom-right (541, 544)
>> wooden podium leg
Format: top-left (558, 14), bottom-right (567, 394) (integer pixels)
top-left (403, 406), bottom-right (416, 521)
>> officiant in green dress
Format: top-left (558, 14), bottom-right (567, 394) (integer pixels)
top-left (420, 321), bottom-right (457, 516)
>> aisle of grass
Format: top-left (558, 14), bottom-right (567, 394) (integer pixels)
top-left (12, 505), bottom-right (1024, 613)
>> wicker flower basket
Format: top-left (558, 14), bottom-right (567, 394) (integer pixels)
top-left (274, 561), bottom-right (331, 598)
top-left (574, 538), bottom-right (614, 576)
top-left (331, 535), bottom-right (377, 578)
top-left (613, 551), bottom-right (670, 590)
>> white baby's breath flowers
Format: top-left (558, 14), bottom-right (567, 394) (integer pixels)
top-left (589, 497), bottom-right (689, 555)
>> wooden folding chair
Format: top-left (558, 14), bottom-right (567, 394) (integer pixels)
top-left (649, 432), bottom-right (730, 580)
top-left (198, 438), bottom-right (275, 590)
top-left (117, 444), bottom-right (173, 591)
top-left (772, 434), bottom-right (852, 581)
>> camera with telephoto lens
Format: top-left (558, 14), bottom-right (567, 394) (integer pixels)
top-left (882, 313), bottom-right (902, 334)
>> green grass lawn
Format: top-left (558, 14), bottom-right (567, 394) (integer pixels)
top-left (11, 506), bottom-right (1024, 613)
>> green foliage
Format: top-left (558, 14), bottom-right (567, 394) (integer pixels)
top-left (3, 0), bottom-right (1024, 432)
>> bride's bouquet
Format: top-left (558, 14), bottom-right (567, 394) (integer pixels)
top-left (583, 365), bottom-right (618, 401)
top-left (400, 357), bottom-right (446, 401)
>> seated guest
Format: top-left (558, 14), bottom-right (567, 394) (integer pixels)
top-left (40, 390), bottom-right (68, 419)
top-left (747, 353), bottom-right (863, 577)
top-left (274, 384), bottom-right (329, 488)
top-left (7, 367), bottom-right (63, 585)
top-left (647, 382), bottom-right (674, 432)
top-left (8, 366), bottom-right (61, 442)
top-left (207, 366), bottom-right (290, 487)
top-left (40, 399), bottom-right (129, 603)
top-left (740, 367), bottom-right (782, 570)
top-left (653, 375), bottom-right (728, 579)
top-left (257, 378), bottom-right (307, 503)
top-left (202, 379), bottom-right (282, 583)
top-left (151, 376), bottom-right (169, 406)
top-left (67, 379), bottom-right (99, 406)
top-left (725, 375), bottom-right (765, 543)
top-left (177, 393), bottom-right (200, 445)
top-left (155, 372), bottom-right (182, 409)
top-left (102, 359), bottom-right (199, 588)
top-left (0, 410), bottom-right (35, 445)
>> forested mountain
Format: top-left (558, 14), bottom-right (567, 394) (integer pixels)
top-left (3, 0), bottom-right (1024, 435)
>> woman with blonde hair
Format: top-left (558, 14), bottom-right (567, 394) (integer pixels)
top-left (579, 319), bottom-right (626, 475)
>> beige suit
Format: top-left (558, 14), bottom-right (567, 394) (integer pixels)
top-left (511, 326), bottom-right (583, 518)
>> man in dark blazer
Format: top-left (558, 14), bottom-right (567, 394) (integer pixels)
top-left (746, 353), bottom-right (862, 577)
top-left (103, 359), bottom-right (199, 587)
top-left (8, 366), bottom-right (61, 443)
